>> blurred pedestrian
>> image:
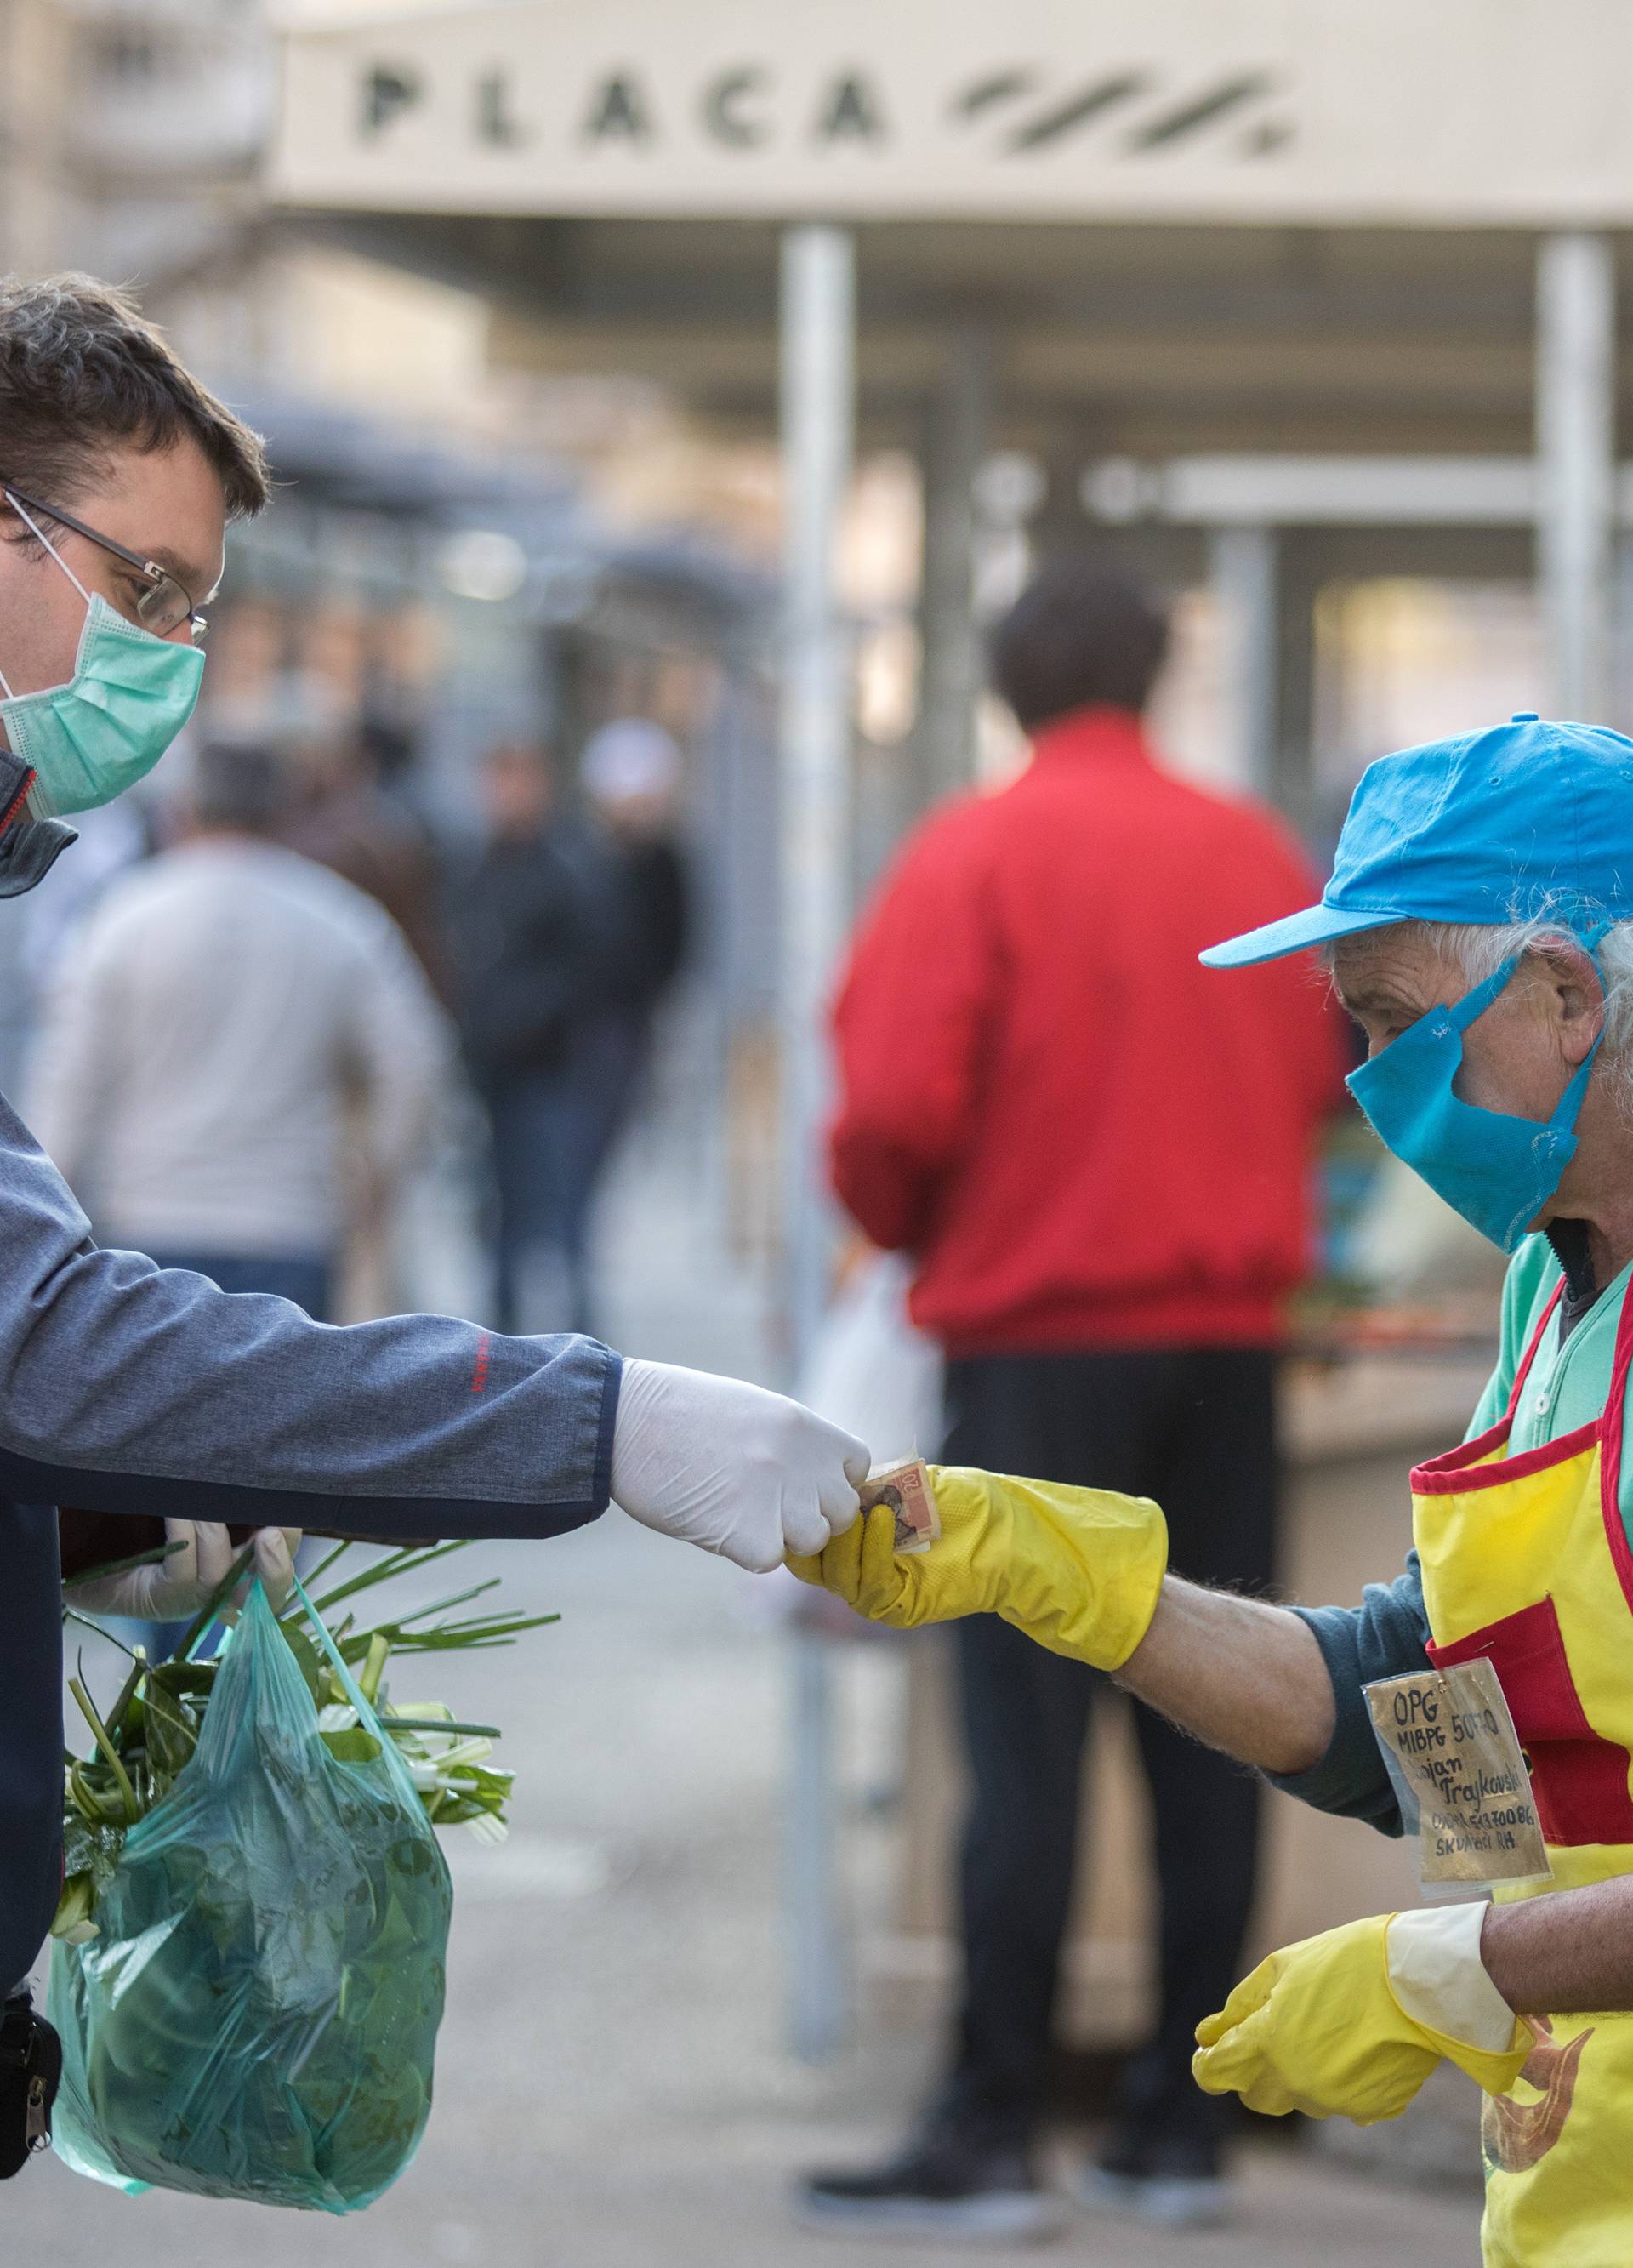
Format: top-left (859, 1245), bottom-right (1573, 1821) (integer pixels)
top-left (26, 738), bottom-right (451, 1324)
top-left (452, 739), bottom-right (633, 1336)
top-left (280, 712), bottom-right (453, 1005)
top-left (576, 715), bottom-right (693, 1175)
top-left (582, 719), bottom-right (691, 1012)
top-left (805, 556), bottom-right (1344, 2236)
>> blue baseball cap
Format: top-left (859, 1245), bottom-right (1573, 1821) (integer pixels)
top-left (1202, 713), bottom-right (1633, 968)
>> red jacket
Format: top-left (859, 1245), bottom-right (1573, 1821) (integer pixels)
top-left (828, 707), bottom-right (1346, 1355)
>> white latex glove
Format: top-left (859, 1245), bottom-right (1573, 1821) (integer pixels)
top-left (611, 1359), bottom-right (869, 1573)
top-left (65, 1519), bottom-right (302, 1620)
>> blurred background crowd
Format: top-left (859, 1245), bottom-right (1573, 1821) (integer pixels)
top-left (6, 0), bottom-right (1624, 2259)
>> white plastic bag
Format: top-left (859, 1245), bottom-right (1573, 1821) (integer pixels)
top-left (799, 1251), bottom-right (942, 1459)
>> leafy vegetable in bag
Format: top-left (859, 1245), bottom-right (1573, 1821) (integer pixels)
top-left (49, 1544), bottom-right (553, 2212)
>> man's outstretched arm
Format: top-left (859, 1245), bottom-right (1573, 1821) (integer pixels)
top-left (0, 1097), bottom-right (869, 1987)
top-left (1115, 1577), bottom-right (1335, 1775)
top-left (0, 1096), bottom-right (866, 1559)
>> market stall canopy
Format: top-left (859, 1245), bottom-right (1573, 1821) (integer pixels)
top-left (268, 0), bottom-right (1633, 455)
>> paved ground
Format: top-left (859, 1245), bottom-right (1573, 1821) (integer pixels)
top-left (9, 1139), bottom-right (1485, 2265)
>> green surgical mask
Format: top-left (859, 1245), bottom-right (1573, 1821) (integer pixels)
top-left (0, 504), bottom-right (204, 818)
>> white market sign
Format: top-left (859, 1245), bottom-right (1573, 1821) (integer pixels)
top-left (272, 0), bottom-right (1633, 228)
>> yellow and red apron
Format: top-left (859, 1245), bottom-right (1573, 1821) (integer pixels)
top-left (1412, 1269), bottom-right (1633, 2267)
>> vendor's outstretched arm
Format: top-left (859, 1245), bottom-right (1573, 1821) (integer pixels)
top-left (789, 1466), bottom-right (1431, 1808)
top-left (1117, 1577), bottom-right (1334, 1777)
top-left (789, 1465), bottom-right (1335, 1774)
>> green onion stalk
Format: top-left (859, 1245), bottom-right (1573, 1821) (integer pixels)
top-left (55, 1538), bottom-right (556, 1940)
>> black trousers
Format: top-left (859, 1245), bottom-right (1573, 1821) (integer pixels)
top-left (939, 1347), bottom-right (1278, 2150)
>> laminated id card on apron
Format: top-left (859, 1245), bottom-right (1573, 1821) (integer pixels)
top-left (1411, 1268), bottom-right (1633, 2268)
top-left (1363, 1655), bottom-right (1550, 1895)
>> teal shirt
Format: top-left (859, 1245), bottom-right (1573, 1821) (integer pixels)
top-left (1272, 1233), bottom-right (1633, 1833)
top-left (1466, 1236), bottom-right (1633, 1518)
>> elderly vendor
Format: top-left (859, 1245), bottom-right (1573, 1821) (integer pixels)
top-left (795, 713), bottom-right (1633, 2268)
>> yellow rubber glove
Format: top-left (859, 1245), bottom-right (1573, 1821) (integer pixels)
top-left (786, 1464), bottom-right (1167, 1672)
top-left (1192, 1912), bottom-right (1533, 2125)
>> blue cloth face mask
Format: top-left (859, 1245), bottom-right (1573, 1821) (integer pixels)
top-left (1346, 944), bottom-right (1607, 1253)
top-left (0, 500), bottom-right (204, 818)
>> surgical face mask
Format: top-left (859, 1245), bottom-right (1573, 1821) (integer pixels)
top-left (0, 500), bottom-right (204, 818)
top-left (1346, 945), bottom-right (1607, 1253)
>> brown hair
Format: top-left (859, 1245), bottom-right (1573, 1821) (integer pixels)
top-left (0, 273), bottom-right (270, 517)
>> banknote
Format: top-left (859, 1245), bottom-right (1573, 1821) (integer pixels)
top-left (860, 1456), bottom-right (942, 1556)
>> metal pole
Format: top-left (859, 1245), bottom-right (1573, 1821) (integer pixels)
top-left (780, 222), bottom-right (856, 1370)
top-left (1537, 233), bottom-right (1615, 720)
top-left (778, 220), bottom-right (856, 2063)
top-left (787, 1625), bottom-right (845, 2055)
top-left (916, 332), bottom-right (991, 808)
top-left (1208, 524), bottom-right (1279, 798)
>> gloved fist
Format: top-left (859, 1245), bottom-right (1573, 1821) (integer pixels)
top-left (788, 1465), bottom-right (1167, 1672)
top-left (1192, 1909), bottom-right (1533, 2125)
top-left (65, 1519), bottom-right (301, 1621)
top-left (611, 1358), bottom-right (870, 1573)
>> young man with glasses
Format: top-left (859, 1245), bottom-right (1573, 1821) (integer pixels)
top-left (0, 274), bottom-right (869, 2174)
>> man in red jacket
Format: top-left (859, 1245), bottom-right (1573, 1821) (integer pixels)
top-left (804, 556), bottom-right (1343, 2239)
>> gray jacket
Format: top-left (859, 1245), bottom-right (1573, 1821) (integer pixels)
top-left (0, 761), bottom-right (619, 1986)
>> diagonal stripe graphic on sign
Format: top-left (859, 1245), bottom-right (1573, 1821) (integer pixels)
top-left (1004, 75), bottom-right (1149, 153)
top-left (1128, 74), bottom-right (1277, 151)
top-left (953, 71), bottom-right (1038, 120)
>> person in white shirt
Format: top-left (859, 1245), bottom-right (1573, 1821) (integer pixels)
top-left (25, 738), bottom-right (450, 1321)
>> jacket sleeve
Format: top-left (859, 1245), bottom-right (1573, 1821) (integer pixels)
top-left (828, 815), bottom-right (994, 1252)
top-left (0, 1096), bottom-right (617, 1537)
top-left (1263, 1555), bottom-right (1432, 1836)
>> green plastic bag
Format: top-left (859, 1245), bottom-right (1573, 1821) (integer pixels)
top-left (48, 1575), bottom-right (452, 2212)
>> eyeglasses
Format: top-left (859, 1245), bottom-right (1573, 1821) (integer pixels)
top-left (0, 480), bottom-right (208, 641)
